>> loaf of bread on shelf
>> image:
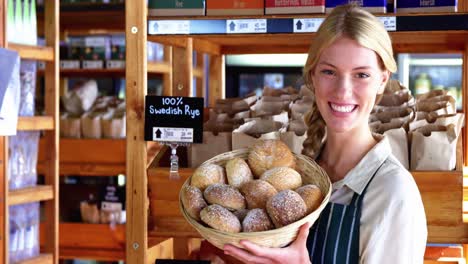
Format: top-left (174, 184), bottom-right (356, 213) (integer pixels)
top-left (295, 184), bottom-right (323, 214)
top-left (242, 208), bottom-right (274, 232)
top-left (204, 183), bottom-right (246, 211)
top-left (200, 204), bottom-right (242, 233)
top-left (240, 180), bottom-right (278, 210)
top-left (266, 190), bottom-right (307, 228)
top-left (191, 163), bottom-right (226, 191)
top-left (248, 139), bottom-right (295, 178)
top-left (181, 185), bottom-right (207, 221)
top-left (260, 167), bottom-right (302, 191)
top-left (226, 157), bottom-right (253, 188)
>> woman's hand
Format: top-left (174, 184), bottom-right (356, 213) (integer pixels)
top-left (223, 223), bottom-right (312, 264)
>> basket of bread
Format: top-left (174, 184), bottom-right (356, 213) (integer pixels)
top-left (180, 139), bottom-right (331, 249)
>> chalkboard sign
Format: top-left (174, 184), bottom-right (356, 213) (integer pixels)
top-left (155, 260), bottom-right (210, 264)
top-left (144, 96), bottom-right (204, 143)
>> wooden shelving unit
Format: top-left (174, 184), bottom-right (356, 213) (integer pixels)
top-left (17, 116), bottom-right (55, 131)
top-left (126, 1), bottom-right (468, 263)
top-left (0, 0), bottom-right (59, 263)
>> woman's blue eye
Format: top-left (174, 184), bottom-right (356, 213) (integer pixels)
top-left (356, 73), bottom-right (370, 78)
top-left (321, 69), bottom-right (335, 75)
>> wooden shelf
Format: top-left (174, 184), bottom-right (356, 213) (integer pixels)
top-left (38, 61), bottom-right (170, 77)
top-left (16, 254), bottom-right (53, 264)
top-left (9, 185), bottom-right (54, 206)
top-left (8, 43), bottom-right (54, 61)
top-left (37, 138), bottom-right (161, 176)
top-left (17, 116), bottom-right (54, 131)
top-left (40, 223), bottom-right (125, 261)
top-left (38, 3), bottom-right (125, 34)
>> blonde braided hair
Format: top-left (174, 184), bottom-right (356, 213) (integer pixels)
top-left (301, 4), bottom-right (397, 160)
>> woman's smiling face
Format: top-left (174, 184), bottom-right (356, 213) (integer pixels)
top-left (311, 37), bottom-right (389, 134)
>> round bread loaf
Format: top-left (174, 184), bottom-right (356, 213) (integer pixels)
top-left (260, 167), bottom-right (302, 191)
top-left (266, 190), bottom-right (307, 228)
top-left (191, 163), bottom-right (226, 191)
top-left (200, 204), bottom-right (241, 233)
top-left (242, 208), bottom-right (274, 232)
top-left (181, 185), bottom-right (207, 221)
top-left (233, 208), bottom-right (249, 222)
top-left (248, 139), bottom-right (295, 178)
top-left (226, 158), bottom-right (253, 188)
top-left (295, 184), bottom-right (323, 214)
top-left (240, 180), bottom-right (277, 210)
top-left (204, 183), bottom-right (246, 211)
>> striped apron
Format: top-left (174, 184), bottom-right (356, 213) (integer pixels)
top-left (307, 171), bottom-right (378, 264)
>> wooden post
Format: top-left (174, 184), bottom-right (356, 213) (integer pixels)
top-left (0, 0), bottom-right (5, 47)
top-left (172, 38), bottom-right (193, 97)
top-left (0, 0), bottom-right (6, 262)
top-left (208, 54), bottom-right (225, 107)
top-left (196, 52), bottom-right (207, 102)
top-left (0, 137), bottom-right (7, 264)
top-left (43, 1), bottom-right (59, 263)
top-left (126, 0), bottom-right (148, 263)
top-left (463, 44), bottom-right (467, 166)
top-left (163, 45), bottom-right (173, 96)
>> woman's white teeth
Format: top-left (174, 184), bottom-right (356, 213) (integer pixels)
top-left (330, 103), bottom-right (355, 113)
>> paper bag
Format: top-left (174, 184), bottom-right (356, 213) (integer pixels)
top-left (102, 111), bottom-right (126, 139)
top-left (280, 131), bottom-right (307, 155)
top-left (409, 113), bottom-right (464, 132)
top-left (60, 114), bottom-right (81, 138)
top-left (232, 120), bottom-right (284, 150)
top-left (0, 48), bottom-right (20, 136)
top-left (188, 131), bottom-right (232, 168)
top-left (384, 128), bottom-right (409, 169)
top-left (410, 124), bottom-right (459, 170)
top-left (81, 112), bottom-right (104, 138)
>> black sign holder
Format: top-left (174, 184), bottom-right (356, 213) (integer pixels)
top-left (145, 96), bottom-right (204, 180)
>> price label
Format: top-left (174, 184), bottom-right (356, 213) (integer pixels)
top-left (153, 127), bottom-right (193, 142)
top-left (378, 16), bottom-right (396, 31)
top-left (148, 20), bottom-right (190, 34)
top-left (226, 19), bottom-right (267, 34)
top-left (293, 18), bottom-right (324, 33)
top-left (145, 96), bottom-right (203, 143)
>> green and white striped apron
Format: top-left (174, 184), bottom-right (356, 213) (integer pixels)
top-left (308, 170), bottom-right (379, 264)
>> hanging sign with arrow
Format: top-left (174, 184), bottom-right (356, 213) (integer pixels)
top-left (144, 96), bottom-right (204, 143)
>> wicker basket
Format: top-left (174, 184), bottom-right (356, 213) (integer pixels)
top-left (179, 148), bottom-right (332, 249)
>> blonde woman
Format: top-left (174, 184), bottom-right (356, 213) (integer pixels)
top-left (224, 5), bottom-right (427, 264)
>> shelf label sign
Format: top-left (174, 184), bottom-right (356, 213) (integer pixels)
top-left (378, 16), bottom-right (396, 31)
top-left (144, 96), bottom-right (204, 143)
top-left (293, 18), bottom-right (324, 33)
top-left (148, 20), bottom-right (190, 34)
top-left (226, 19), bottom-right (267, 34)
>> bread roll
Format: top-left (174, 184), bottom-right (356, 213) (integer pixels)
top-left (260, 167), bottom-right (302, 191)
top-left (204, 183), bottom-right (246, 211)
top-left (181, 185), bottom-right (207, 221)
top-left (226, 158), bottom-right (253, 188)
top-left (295, 184), bottom-right (323, 214)
top-left (242, 208), bottom-right (274, 232)
top-left (240, 180), bottom-right (277, 210)
top-left (248, 139), bottom-right (295, 178)
top-left (191, 163), bottom-right (226, 191)
top-left (266, 190), bottom-right (307, 228)
top-left (200, 204), bottom-right (241, 233)
top-left (233, 208), bottom-right (249, 222)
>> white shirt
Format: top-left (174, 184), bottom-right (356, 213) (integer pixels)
top-left (330, 136), bottom-right (427, 264)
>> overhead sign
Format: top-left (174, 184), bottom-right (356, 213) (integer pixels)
top-left (144, 96), bottom-right (204, 143)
